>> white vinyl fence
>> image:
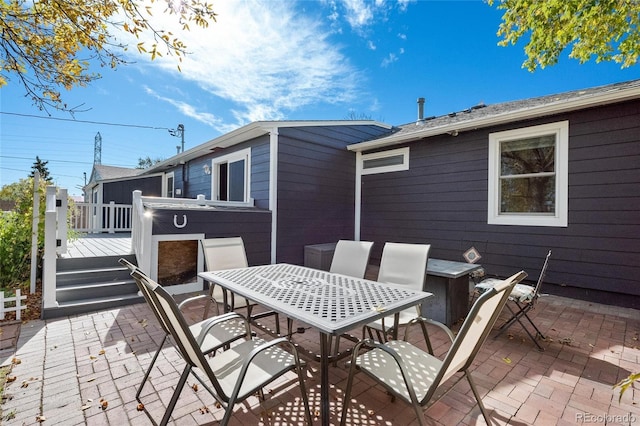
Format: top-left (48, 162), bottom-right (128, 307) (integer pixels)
top-left (0, 289), bottom-right (27, 320)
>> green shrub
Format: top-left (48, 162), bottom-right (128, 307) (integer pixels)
top-left (0, 178), bottom-right (47, 290)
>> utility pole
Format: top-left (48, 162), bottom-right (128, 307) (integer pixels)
top-left (169, 124), bottom-right (185, 153)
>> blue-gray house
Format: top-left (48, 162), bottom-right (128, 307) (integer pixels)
top-left (89, 80), bottom-right (640, 308)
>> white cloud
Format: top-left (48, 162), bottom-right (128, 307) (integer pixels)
top-left (381, 53), bottom-right (398, 67)
top-left (117, 1), bottom-right (365, 129)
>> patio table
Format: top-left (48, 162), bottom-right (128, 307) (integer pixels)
top-left (199, 263), bottom-right (432, 426)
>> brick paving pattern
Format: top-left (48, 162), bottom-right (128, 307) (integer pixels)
top-left (1, 293), bottom-right (638, 425)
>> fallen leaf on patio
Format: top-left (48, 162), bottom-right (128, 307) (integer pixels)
top-left (215, 402), bottom-right (222, 409)
top-left (81, 404), bottom-right (92, 411)
top-left (11, 357), bottom-right (21, 365)
top-left (139, 319), bottom-right (148, 327)
top-left (137, 403), bottom-right (145, 411)
top-left (507, 333), bottom-right (514, 340)
top-left (368, 409), bottom-right (375, 416)
top-left (6, 376), bottom-right (16, 383)
top-left (192, 383), bottom-right (198, 392)
top-left (131, 337), bottom-right (136, 342)
top-left (21, 381), bottom-right (29, 388)
top-left (559, 337), bottom-right (573, 345)
top-left (35, 415), bottom-right (46, 422)
top-left (100, 399), bottom-right (108, 410)
top-left (199, 406), bottom-right (210, 414)
top-left (87, 378), bottom-right (96, 382)
top-left (89, 355), bottom-right (97, 360)
top-left (503, 357), bottom-right (512, 364)
top-left (98, 349), bottom-right (105, 355)
top-left (589, 343), bottom-right (595, 347)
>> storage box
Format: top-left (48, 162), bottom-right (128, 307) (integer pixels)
top-left (304, 243), bottom-right (337, 271)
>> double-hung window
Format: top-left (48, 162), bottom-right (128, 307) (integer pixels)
top-left (488, 121), bottom-right (568, 227)
top-left (212, 148), bottom-right (251, 202)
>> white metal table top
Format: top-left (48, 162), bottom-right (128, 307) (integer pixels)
top-left (199, 263), bottom-right (432, 336)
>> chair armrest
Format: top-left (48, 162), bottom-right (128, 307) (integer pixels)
top-left (195, 312), bottom-right (251, 346)
top-left (229, 337), bottom-right (305, 398)
top-left (416, 317), bottom-right (456, 342)
top-left (178, 294), bottom-right (220, 317)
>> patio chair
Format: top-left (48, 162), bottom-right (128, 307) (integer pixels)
top-left (330, 239), bottom-right (374, 278)
top-left (340, 270), bottom-right (527, 426)
top-left (118, 259), bottom-right (248, 399)
top-left (200, 237), bottom-right (280, 334)
top-left (135, 269), bottom-right (313, 426)
top-left (474, 249), bottom-right (551, 351)
top-left (288, 240), bottom-right (374, 338)
top-left (362, 242), bottom-right (433, 349)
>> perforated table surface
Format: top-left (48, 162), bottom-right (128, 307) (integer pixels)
top-left (199, 263), bottom-right (432, 336)
top-left (199, 263), bottom-right (432, 426)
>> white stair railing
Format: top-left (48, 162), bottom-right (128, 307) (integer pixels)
top-left (131, 190), bottom-right (152, 274)
top-left (43, 186), bottom-right (59, 309)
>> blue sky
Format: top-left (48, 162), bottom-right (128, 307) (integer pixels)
top-left (2, 0), bottom-right (639, 196)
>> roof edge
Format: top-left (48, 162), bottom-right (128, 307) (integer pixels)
top-left (348, 82), bottom-right (640, 152)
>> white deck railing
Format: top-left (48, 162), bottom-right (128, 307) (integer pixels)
top-left (70, 202), bottom-right (132, 233)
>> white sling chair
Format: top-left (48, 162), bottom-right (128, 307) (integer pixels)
top-left (119, 258), bottom-right (248, 400)
top-left (136, 269), bottom-right (313, 426)
top-left (200, 237), bottom-right (280, 334)
top-left (340, 270), bottom-right (527, 426)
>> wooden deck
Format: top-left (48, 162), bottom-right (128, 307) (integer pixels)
top-left (63, 233), bottom-right (132, 258)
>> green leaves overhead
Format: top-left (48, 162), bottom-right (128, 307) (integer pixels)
top-left (488, 0), bottom-right (640, 70)
top-left (0, 0), bottom-right (218, 112)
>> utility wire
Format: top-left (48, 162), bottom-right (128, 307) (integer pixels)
top-left (0, 111), bottom-right (171, 130)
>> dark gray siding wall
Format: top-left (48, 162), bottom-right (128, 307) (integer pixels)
top-left (175, 135), bottom-right (271, 207)
top-left (103, 176), bottom-right (162, 204)
top-left (276, 125), bottom-right (391, 264)
top-left (150, 208), bottom-right (272, 266)
top-left (360, 101), bottom-right (640, 306)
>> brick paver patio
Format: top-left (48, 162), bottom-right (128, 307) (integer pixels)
top-left (1, 292), bottom-right (638, 425)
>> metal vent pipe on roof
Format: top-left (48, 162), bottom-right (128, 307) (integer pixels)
top-left (417, 97), bottom-right (425, 121)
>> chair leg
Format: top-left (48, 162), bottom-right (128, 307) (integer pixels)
top-left (159, 364), bottom-right (191, 426)
top-left (419, 321), bottom-right (434, 355)
top-left (339, 355), bottom-right (358, 426)
top-left (136, 334), bottom-right (168, 400)
top-left (495, 303), bottom-right (544, 351)
top-left (465, 369), bottom-right (493, 425)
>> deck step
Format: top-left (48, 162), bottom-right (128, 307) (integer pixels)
top-left (56, 279), bottom-right (139, 302)
top-left (43, 294), bottom-right (144, 319)
top-left (44, 253), bottom-right (141, 319)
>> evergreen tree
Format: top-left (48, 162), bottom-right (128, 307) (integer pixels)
top-left (30, 156), bottom-right (52, 182)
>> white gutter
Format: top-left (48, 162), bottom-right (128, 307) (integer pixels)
top-left (354, 151), bottom-right (363, 241)
top-left (348, 83), bottom-right (640, 152)
top-left (269, 128), bottom-right (279, 264)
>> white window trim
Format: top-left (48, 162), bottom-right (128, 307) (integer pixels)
top-left (360, 147), bottom-right (410, 175)
top-left (488, 121), bottom-right (568, 227)
top-left (211, 147), bottom-right (251, 202)
top-left (163, 172), bottom-right (175, 198)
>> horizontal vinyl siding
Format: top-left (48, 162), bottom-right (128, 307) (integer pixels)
top-left (103, 176), bottom-right (162, 204)
top-left (361, 100), bottom-right (640, 301)
top-left (181, 136), bottom-right (271, 207)
top-left (276, 125), bottom-right (390, 264)
top-left (150, 208), bottom-right (272, 265)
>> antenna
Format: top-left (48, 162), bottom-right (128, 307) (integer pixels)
top-left (94, 132), bottom-right (102, 165)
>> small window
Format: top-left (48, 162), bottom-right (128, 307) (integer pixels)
top-left (361, 147), bottom-right (409, 175)
top-left (212, 148), bottom-right (251, 202)
top-left (488, 121), bottom-right (568, 227)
